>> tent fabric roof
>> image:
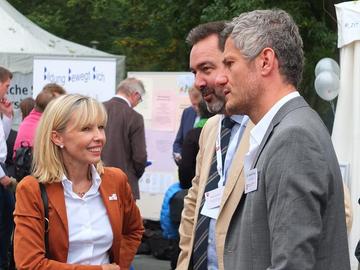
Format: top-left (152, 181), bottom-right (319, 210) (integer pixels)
top-left (0, 0), bottom-right (111, 56)
top-left (0, 0), bottom-right (125, 79)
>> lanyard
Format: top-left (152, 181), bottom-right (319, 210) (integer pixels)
top-left (215, 115), bottom-right (249, 187)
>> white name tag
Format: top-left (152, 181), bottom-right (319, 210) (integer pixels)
top-left (205, 186), bottom-right (224, 209)
top-left (200, 186), bottom-right (224, 220)
top-left (245, 168), bottom-right (258, 194)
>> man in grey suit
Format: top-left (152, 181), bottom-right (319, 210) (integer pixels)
top-left (102, 78), bottom-right (147, 199)
top-left (217, 9), bottom-right (350, 269)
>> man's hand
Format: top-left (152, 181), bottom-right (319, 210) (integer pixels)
top-left (101, 263), bottom-right (120, 270)
top-left (0, 97), bottom-right (13, 118)
top-left (173, 152), bottom-right (182, 166)
top-left (0, 175), bottom-right (12, 187)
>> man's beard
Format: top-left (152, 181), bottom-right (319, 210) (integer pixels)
top-left (201, 86), bottom-right (226, 114)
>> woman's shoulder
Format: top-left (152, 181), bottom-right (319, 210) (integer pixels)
top-left (17, 175), bottom-right (40, 192)
top-left (15, 176), bottom-right (43, 214)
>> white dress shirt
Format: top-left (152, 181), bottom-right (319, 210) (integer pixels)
top-left (0, 115), bottom-right (12, 178)
top-left (62, 165), bottom-right (113, 265)
top-left (244, 91), bottom-right (300, 171)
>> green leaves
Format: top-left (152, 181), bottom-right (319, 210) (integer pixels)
top-left (8, 0), bottom-right (339, 130)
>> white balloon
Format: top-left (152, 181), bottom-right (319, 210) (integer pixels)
top-left (315, 58), bottom-right (340, 77)
top-left (314, 71), bottom-right (339, 101)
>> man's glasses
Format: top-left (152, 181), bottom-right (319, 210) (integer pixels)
top-left (136, 92), bottom-right (143, 103)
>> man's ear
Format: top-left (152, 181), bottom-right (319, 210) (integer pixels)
top-left (129, 92), bottom-right (137, 108)
top-left (51, 130), bottom-right (64, 147)
top-left (258, 47), bottom-right (276, 76)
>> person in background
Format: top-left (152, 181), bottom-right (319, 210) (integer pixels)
top-left (5, 97), bottom-right (35, 178)
top-left (13, 84), bottom-right (65, 156)
top-left (172, 87), bottom-right (201, 165)
top-left (162, 98), bottom-right (215, 270)
top-left (40, 83), bottom-right (66, 97)
top-left (220, 9), bottom-right (350, 269)
top-left (19, 97), bottom-right (35, 120)
top-left (14, 94), bottom-right (144, 270)
top-left (0, 66), bottom-right (15, 270)
top-left (178, 99), bottom-right (215, 189)
top-left (102, 78), bottom-right (147, 200)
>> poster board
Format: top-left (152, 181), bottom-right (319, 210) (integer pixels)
top-left (127, 72), bottom-right (194, 220)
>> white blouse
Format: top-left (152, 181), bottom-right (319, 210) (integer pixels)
top-left (61, 165), bottom-right (113, 264)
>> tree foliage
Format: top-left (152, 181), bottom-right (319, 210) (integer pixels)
top-left (8, 0), bottom-right (342, 129)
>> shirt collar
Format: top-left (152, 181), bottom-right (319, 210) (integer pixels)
top-left (115, 94), bottom-right (131, 107)
top-left (250, 91), bottom-right (300, 149)
top-left (61, 165), bottom-right (102, 197)
top-left (221, 114), bottom-right (244, 125)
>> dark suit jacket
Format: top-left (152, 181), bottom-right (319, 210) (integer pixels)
top-left (102, 97), bottom-right (147, 199)
top-left (173, 106), bottom-right (197, 154)
top-left (14, 167), bottom-right (144, 270)
top-left (178, 127), bottom-right (202, 189)
top-left (224, 96), bottom-right (350, 270)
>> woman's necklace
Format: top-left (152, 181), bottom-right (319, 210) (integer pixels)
top-left (74, 179), bottom-right (91, 197)
top-left (76, 191), bottom-right (86, 197)
top-left (73, 171), bottom-right (92, 197)
top-left (73, 183), bottom-right (89, 197)
top-left (74, 185), bottom-right (90, 197)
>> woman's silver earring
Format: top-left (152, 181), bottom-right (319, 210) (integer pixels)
top-left (59, 145), bottom-right (64, 148)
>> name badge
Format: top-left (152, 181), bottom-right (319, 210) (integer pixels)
top-left (200, 186), bottom-right (224, 220)
top-left (245, 168), bottom-right (258, 194)
top-left (205, 186), bottom-right (224, 209)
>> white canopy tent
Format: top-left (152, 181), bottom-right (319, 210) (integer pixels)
top-left (0, 0), bottom-right (125, 77)
top-left (0, 0), bottom-right (125, 126)
top-left (333, 2), bottom-right (360, 269)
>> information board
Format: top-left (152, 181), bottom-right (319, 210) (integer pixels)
top-left (128, 72), bottom-right (194, 220)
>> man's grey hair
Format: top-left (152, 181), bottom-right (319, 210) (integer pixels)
top-left (225, 9), bottom-right (304, 88)
top-left (186, 21), bottom-right (227, 49)
top-left (116, 77), bottom-right (145, 96)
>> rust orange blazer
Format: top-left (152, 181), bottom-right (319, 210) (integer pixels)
top-left (14, 167), bottom-right (144, 270)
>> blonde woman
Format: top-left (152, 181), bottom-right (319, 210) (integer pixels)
top-left (14, 94), bottom-right (144, 270)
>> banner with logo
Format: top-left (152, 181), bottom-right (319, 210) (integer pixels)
top-left (33, 56), bottom-right (116, 101)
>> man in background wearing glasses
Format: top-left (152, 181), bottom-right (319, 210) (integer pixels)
top-left (102, 78), bottom-right (147, 200)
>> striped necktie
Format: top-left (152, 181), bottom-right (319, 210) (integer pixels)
top-left (192, 117), bottom-right (235, 270)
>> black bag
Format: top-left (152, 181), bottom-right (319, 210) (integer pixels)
top-left (169, 189), bottom-right (188, 224)
top-left (14, 142), bottom-right (33, 181)
top-left (139, 220), bottom-right (174, 261)
top-left (147, 230), bottom-right (172, 260)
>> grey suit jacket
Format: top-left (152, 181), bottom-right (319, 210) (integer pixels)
top-left (102, 97), bottom-right (147, 199)
top-left (224, 96), bottom-right (350, 270)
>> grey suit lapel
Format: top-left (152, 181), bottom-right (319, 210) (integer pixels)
top-left (251, 96), bottom-right (309, 169)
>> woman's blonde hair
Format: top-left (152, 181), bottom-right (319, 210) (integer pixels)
top-left (32, 94), bottom-right (108, 183)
